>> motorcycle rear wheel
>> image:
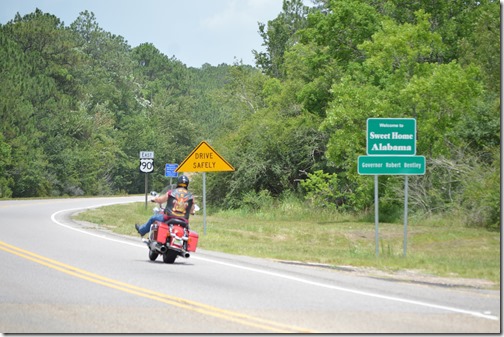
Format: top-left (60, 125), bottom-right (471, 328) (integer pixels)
top-left (148, 249), bottom-right (159, 261)
top-left (163, 250), bottom-right (178, 264)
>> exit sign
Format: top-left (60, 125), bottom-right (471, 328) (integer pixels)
top-left (367, 118), bottom-right (416, 156)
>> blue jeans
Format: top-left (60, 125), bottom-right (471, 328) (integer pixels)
top-left (138, 213), bottom-right (164, 236)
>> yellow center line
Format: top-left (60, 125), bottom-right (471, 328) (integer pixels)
top-left (0, 240), bottom-right (316, 333)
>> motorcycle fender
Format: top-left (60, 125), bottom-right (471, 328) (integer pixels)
top-left (166, 224), bottom-right (185, 249)
top-left (171, 225), bottom-right (185, 238)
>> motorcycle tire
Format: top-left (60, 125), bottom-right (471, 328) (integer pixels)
top-left (148, 249), bottom-right (159, 261)
top-left (163, 250), bottom-right (178, 264)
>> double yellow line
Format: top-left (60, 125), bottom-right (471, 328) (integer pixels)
top-left (0, 241), bottom-right (315, 333)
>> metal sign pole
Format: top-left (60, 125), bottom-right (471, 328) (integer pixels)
top-left (374, 174), bottom-right (379, 257)
top-left (403, 176), bottom-right (409, 256)
top-left (144, 173), bottom-right (148, 210)
top-left (170, 158), bottom-right (176, 188)
top-left (203, 172), bottom-right (207, 235)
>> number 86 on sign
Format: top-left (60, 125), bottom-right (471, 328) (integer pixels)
top-left (139, 158), bottom-right (154, 173)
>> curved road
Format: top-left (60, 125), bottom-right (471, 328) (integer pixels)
top-left (0, 197), bottom-right (500, 333)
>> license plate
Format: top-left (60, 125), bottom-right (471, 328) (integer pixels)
top-left (171, 237), bottom-right (183, 248)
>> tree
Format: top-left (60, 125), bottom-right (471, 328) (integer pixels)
top-left (253, 0), bottom-right (309, 78)
top-left (0, 134), bottom-right (13, 197)
top-left (319, 8), bottom-right (498, 223)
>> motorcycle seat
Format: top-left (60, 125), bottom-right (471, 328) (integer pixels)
top-left (166, 218), bottom-right (189, 228)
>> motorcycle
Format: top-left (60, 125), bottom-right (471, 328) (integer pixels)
top-left (142, 191), bottom-right (199, 264)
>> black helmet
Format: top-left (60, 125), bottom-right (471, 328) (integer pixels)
top-left (177, 174), bottom-right (189, 188)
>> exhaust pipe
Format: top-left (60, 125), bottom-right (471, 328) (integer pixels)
top-left (182, 252), bottom-right (190, 258)
top-left (149, 241), bottom-right (167, 253)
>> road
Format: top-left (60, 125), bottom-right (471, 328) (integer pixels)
top-left (0, 197), bottom-right (500, 333)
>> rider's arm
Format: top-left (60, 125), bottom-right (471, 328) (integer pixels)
top-left (190, 197), bottom-right (196, 215)
top-left (151, 191), bottom-right (169, 204)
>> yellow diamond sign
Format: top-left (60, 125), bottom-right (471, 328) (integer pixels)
top-left (175, 141), bottom-right (235, 173)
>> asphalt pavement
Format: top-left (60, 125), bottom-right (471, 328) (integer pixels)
top-left (0, 197), bottom-right (500, 333)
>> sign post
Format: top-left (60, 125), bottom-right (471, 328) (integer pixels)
top-left (358, 118), bottom-right (424, 257)
top-left (374, 175), bottom-right (379, 256)
top-left (404, 176), bottom-right (409, 257)
top-left (175, 141), bottom-right (235, 234)
top-left (140, 151), bottom-right (154, 209)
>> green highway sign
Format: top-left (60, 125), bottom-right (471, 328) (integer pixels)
top-left (360, 118), bottom-right (423, 257)
top-left (367, 118), bottom-right (416, 156)
top-left (358, 155), bottom-right (426, 175)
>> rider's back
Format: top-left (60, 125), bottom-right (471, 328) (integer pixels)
top-left (165, 187), bottom-right (193, 220)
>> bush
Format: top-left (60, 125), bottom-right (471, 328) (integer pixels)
top-left (241, 189), bottom-right (275, 211)
top-left (300, 170), bottom-right (345, 209)
top-left (458, 148), bottom-right (500, 231)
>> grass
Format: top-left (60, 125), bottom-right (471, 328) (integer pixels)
top-left (73, 201), bottom-right (501, 287)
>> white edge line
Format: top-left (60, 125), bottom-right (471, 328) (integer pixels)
top-left (51, 200), bottom-right (499, 322)
top-left (50, 199), bottom-right (145, 249)
top-left (193, 256), bottom-right (499, 321)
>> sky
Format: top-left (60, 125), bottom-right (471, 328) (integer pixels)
top-left (0, 0), bottom-right (307, 68)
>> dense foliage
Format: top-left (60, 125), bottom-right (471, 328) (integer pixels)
top-left (0, 1), bottom-right (499, 230)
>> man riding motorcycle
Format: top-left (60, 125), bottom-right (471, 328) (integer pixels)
top-left (135, 174), bottom-right (195, 236)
